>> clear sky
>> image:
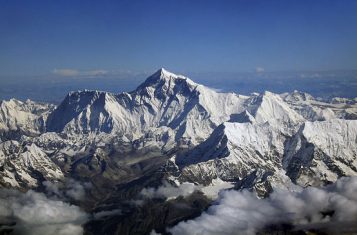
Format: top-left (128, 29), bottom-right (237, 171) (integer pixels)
top-left (1, 0), bottom-right (357, 77)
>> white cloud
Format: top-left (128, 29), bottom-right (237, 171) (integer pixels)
top-left (52, 68), bottom-right (109, 77)
top-left (65, 179), bottom-right (92, 201)
top-left (299, 73), bottom-right (321, 79)
top-left (43, 179), bottom-right (92, 201)
top-left (93, 209), bottom-right (122, 219)
top-left (141, 181), bottom-right (198, 199)
top-left (84, 69), bottom-right (108, 76)
top-left (169, 177), bottom-right (357, 235)
top-left (53, 68), bottom-right (80, 76)
top-left (0, 189), bottom-right (89, 235)
top-left (150, 230), bottom-right (162, 235)
top-left (255, 67), bottom-right (265, 73)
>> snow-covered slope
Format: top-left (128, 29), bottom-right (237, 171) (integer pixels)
top-left (0, 99), bottom-right (54, 138)
top-left (237, 92), bottom-right (305, 134)
top-left (175, 121), bottom-right (293, 195)
top-left (284, 119), bottom-right (357, 186)
top-left (0, 140), bottom-right (63, 188)
top-left (46, 68), bottom-right (248, 143)
top-left (1, 68), bottom-right (356, 195)
top-left (281, 90), bottom-right (357, 121)
top-left (175, 118), bottom-right (357, 195)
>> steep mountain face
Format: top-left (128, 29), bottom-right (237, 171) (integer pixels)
top-left (233, 91), bottom-right (305, 136)
top-left (0, 140), bottom-right (63, 188)
top-left (0, 99), bottom-right (54, 139)
top-left (281, 90), bottom-right (356, 121)
top-left (284, 119), bottom-right (357, 186)
top-left (176, 122), bottom-right (287, 188)
top-left (175, 118), bottom-right (357, 196)
top-left (46, 90), bottom-right (119, 134)
top-left (46, 69), bottom-right (248, 143)
top-left (245, 91), bottom-right (304, 126)
top-left (175, 120), bottom-right (298, 197)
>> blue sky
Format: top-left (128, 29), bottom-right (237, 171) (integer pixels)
top-left (0, 0), bottom-right (357, 102)
top-left (1, 0), bottom-right (357, 76)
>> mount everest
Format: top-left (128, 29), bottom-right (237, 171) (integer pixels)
top-left (0, 68), bottom-right (357, 235)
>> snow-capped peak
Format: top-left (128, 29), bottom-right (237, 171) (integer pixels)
top-left (244, 91), bottom-right (305, 131)
top-left (159, 67), bottom-right (179, 78)
top-left (1, 68), bottom-right (357, 201)
top-left (136, 68), bottom-right (197, 91)
top-left (0, 98), bottom-right (54, 136)
top-left (157, 68), bottom-right (189, 81)
top-left (281, 90), bottom-right (315, 103)
top-left (12, 68), bottom-right (355, 150)
top-left (43, 69), bottom-right (249, 142)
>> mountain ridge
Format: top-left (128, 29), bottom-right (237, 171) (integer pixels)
top-left (0, 68), bottom-right (356, 192)
top-left (1, 68), bottom-right (357, 235)
top-left (45, 68), bottom-right (248, 143)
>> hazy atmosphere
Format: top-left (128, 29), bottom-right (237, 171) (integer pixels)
top-left (1, 0), bottom-right (356, 102)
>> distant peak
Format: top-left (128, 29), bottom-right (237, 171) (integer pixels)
top-left (158, 67), bottom-right (168, 73)
top-left (65, 90), bottom-right (114, 102)
top-left (136, 68), bottom-right (197, 90)
top-left (155, 67), bottom-right (178, 79)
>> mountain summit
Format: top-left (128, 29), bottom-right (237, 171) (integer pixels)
top-left (1, 68), bottom-right (357, 192)
top-left (1, 69), bottom-right (357, 235)
top-left (46, 69), bottom-right (247, 142)
top-left (137, 68), bottom-right (195, 88)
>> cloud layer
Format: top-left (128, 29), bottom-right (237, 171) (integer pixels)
top-left (43, 179), bottom-right (92, 201)
top-left (0, 189), bottom-right (88, 235)
top-left (52, 68), bottom-right (108, 77)
top-left (255, 67), bottom-right (265, 73)
top-left (141, 181), bottom-right (198, 199)
top-left (53, 68), bottom-right (80, 76)
top-left (51, 68), bottom-right (147, 78)
top-left (169, 177), bottom-right (357, 235)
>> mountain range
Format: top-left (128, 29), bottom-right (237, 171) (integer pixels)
top-left (0, 68), bottom-right (356, 235)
